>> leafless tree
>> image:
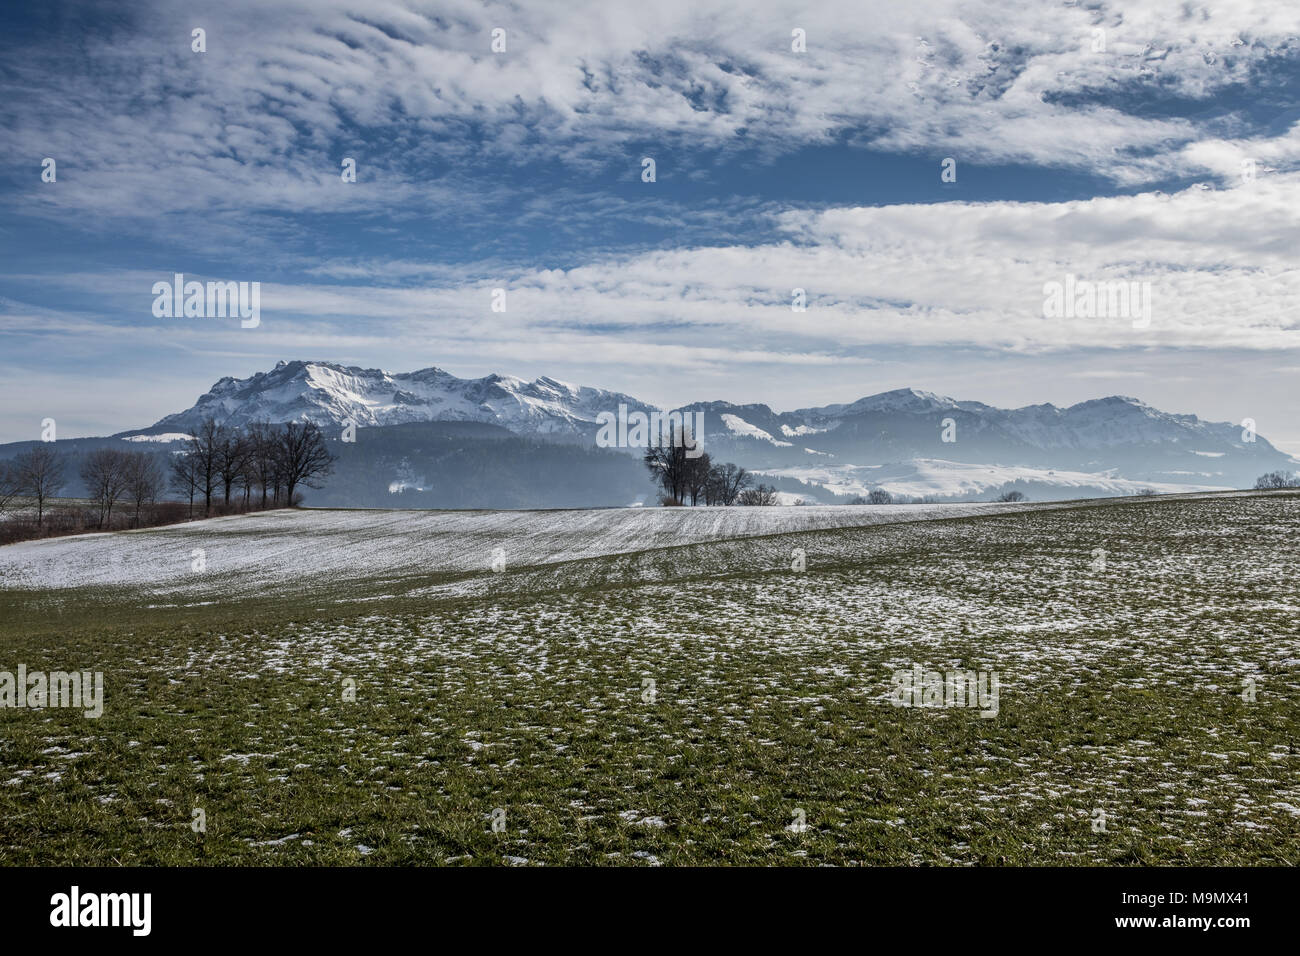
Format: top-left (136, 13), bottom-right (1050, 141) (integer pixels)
top-left (643, 424), bottom-right (704, 505)
top-left (169, 449), bottom-right (201, 518)
top-left (738, 483), bottom-right (778, 506)
top-left (14, 444), bottom-right (65, 526)
top-left (711, 462), bottom-right (751, 506)
top-left (276, 421), bottom-right (335, 504)
top-left (703, 467), bottom-right (723, 505)
top-left (125, 451), bottom-right (165, 526)
top-left (0, 459), bottom-right (23, 518)
top-left (216, 431), bottom-right (254, 509)
top-left (245, 423), bottom-right (277, 507)
top-left (1255, 471), bottom-right (1300, 489)
top-left (81, 448), bottom-right (132, 528)
top-left (184, 419), bottom-right (225, 515)
top-left (683, 452), bottom-right (712, 506)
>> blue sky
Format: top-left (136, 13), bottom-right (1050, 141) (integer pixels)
top-left (2, 0), bottom-right (1299, 453)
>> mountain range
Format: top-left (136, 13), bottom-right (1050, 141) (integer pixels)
top-left (138, 360), bottom-right (657, 438)
top-left (101, 359), bottom-right (1296, 506)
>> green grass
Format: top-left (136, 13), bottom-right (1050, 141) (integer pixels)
top-left (1, 492), bottom-right (1297, 865)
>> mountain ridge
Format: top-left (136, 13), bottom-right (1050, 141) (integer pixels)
top-left (114, 360), bottom-right (1296, 500)
top-left (127, 362), bottom-right (1271, 449)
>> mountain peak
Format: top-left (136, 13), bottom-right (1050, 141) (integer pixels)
top-left (841, 387), bottom-right (959, 415)
top-left (1068, 395), bottom-right (1157, 415)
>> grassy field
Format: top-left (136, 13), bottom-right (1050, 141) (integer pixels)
top-left (1, 492), bottom-right (1297, 865)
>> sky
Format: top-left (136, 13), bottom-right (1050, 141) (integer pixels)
top-left (1, 0), bottom-right (1298, 453)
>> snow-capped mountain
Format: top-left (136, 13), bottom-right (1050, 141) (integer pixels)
top-left (689, 387), bottom-right (1292, 492)
top-left (120, 363), bottom-right (1296, 501)
top-left (134, 360), bottom-right (656, 437)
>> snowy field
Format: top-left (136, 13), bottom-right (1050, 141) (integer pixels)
top-left (1, 491), bottom-right (1296, 865)
top-left (0, 499), bottom-right (1059, 596)
top-left (0, 492), bottom-right (1261, 597)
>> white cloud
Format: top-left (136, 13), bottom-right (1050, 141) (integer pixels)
top-left (6, 0), bottom-right (1300, 236)
top-left (10, 174), bottom-right (1299, 362)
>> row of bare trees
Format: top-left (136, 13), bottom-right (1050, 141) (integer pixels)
top-left (79, 448), bottom-right (167, 528)
top-left (642, 428), bottom-right (770, 505)
top-left (0, 444), bottom-right (67, 526)
top-left (0, 420), bottom-right (335, 541)
top-left (737, 483), bottom-right (779, 506)
top-left (170, 419), bottom-right (335, 517)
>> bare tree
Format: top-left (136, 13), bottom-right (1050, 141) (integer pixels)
top-left (275, 421), bottom-right (335, 504)
top-left (125, 452), bottom-right (165, 526)
top-left (237, 453), bottom-right (256, 508)
top-left (216, 431), bottom-right (253, 509)
top-left (683, 452), bottom-right (712, 506)
top-left (738, 483), bottom-right (778, 506)
top-left (643, 424), bottom-right (701, 505)
top-left (1255, 471), bottom-right (1300, 489)
top-left (0, 459), bottom-right (23, 518)
top-left (712, 462), bottom-right (751, 506)
top-left (867, 488), bottom-right (893, 504)
top-left (81, 448), bottom-right (132, 528)
top-left (184, 419), bottom-right (225, 515)
top-left (703, 467), bottom-right (723, 505)
top-left (169, 449), bottom-right (200, 518)
top-left (14, 444), bottom-right (65, 526)
top-left (996, 490), bottom-right (1027, 502)
top-left (245, 422), bottom-right (276, 507)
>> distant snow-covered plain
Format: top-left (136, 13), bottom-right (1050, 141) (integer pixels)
top-left (758, 459), bottom-right (1229, 500)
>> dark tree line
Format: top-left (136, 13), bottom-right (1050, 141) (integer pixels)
top-left (642, 426), bottom-right (768, 505)
top-left (8, 421), bottom-right (336, 528)
top-left (848, 489), bottom-right (897, 505)
top-left (0, 419), bottom-right (336, 543)
top-left (1255, 470), bottom-right (1300, 489)
top-left (170, 419), bottom-right (336, 517)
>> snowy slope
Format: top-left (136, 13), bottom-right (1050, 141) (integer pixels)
top-left (0, 493), bottom-right (1267, 597)
top-left (0, 501), bottom-right (1039, 594)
